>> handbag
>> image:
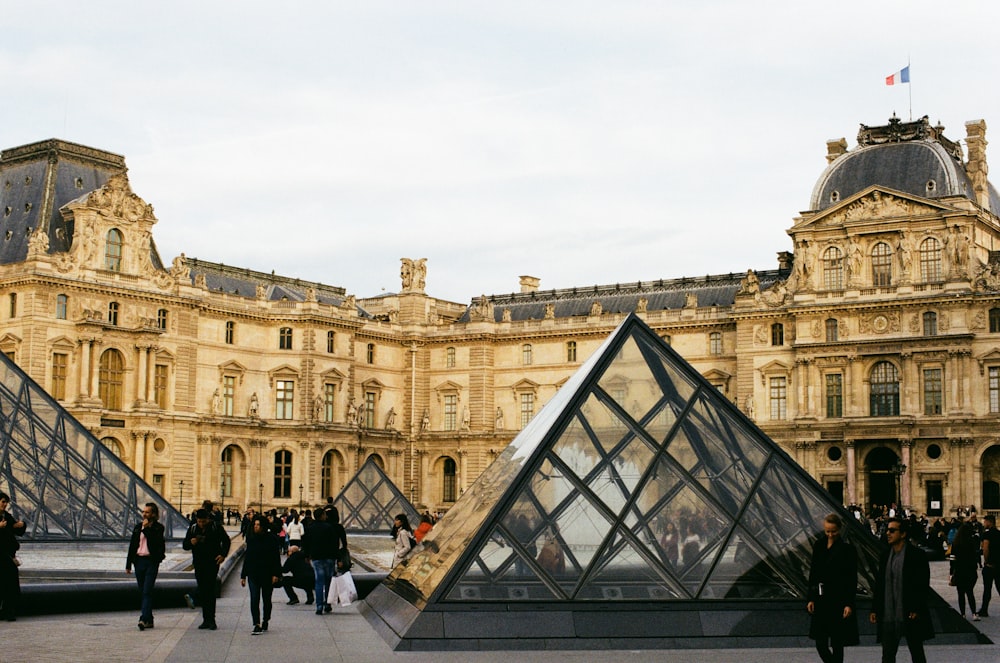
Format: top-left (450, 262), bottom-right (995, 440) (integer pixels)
top-left (334, 571), bottom-right (358, 606)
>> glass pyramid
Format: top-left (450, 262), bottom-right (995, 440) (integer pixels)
top-left (0, 354), bottom-right (188, 540)
top-left (333, 457), bottom-right (420, 533)
top-left (361, 314), bottom-right (889, 650)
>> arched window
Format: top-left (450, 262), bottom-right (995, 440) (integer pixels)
top-left (825, 318), bottom-right (838, 342)
top-left (446, 346), bottom-right (456, 368)
top-left (771, 323), bottom-right (784, 346)
top-left (566, 341), bottom-right (577, 362)
top-left (442, 457), bottom-right (457, 502)
top-left (919, 237), bottom-right (943, 282)
top-left (108, 301), bottom-right (119, 326)
top-left (157, 308), bottom-right (168, 330)
top-left (923, 311), bottom-right (937, 336)
top-left (105, 228), bottom-right (123, 271)
top-left (326, 330), bottom-right (335, 353)
top-left (870, 361), bottom-right (900, 417)
top-left (221, 445), bottom-right (238, 498)
top-left (871, 242), bottom-right (892, 286)
top-left (321, 450), bottom-right (337, 500)
top-left (98, 348), bottom-right (125, 410)
top-left (274, 449), bottom-right (292, 499)
top-left (55, 294), bottom-right (68, 320)
top-left (279, 327), bottom-right (292, 350)
top-left (101, 436), bottom-right (124, 458)
top-left (990, 308), bottom-right (1000, 333)
top-left (522, 343), bottom-right (533, 365)
top-left (822, 246), bottom-right (843, 290)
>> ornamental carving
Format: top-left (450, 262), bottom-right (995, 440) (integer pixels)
top-left (84, 173), bottom-right (156, 224)
top-left (841, 191), bottom-right (911, 222)
top-left (859, 311), bottom-right (899, 335)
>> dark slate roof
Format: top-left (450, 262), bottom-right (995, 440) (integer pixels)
top-left (459, 269), bottom-right (788, 323)
top-left (0, 139), bottom-right (126, 265)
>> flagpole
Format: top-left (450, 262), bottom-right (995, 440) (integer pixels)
top-left (908, 57), bottom-right (912, 121)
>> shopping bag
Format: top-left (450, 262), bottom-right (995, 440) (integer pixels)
top-left (335, 571), bottom-right (358, 606)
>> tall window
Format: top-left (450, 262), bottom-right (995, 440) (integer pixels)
top-left (871, 242), bottom-right (892, 286)
top-left (279, 327), bottom-right (292, 350)
top-left (709, 332), bottom-right (722, 355)
top-left (990, 366), bottom-right (1000, 414)
top-left (825, 318), bottom-right (839, 342)
top-left (365, 391), bottom-right (376, 428)
top-left (870, 361), bottom-right (900, 416)
top-left (222, 375), bottom-right (235, 416)
top-left (273, 450), bottom-right (292, 499)
top-left (275, 380), bottom-right (294, 419)
top-left (55, 294), bottom-right (68, 320)
top-left (98, 348), bottom-right (124, 410)
top-left (108, 301), bottom-right (119, 326)
top-left (922, 311), bottom-right (937, 336)
top-left (225, 321), bottom-right (235, 345)
top-left (157, 308), bottom-right (168, 330)
top-left (991, 308), bottom-right (1000, 333)
top-left (822, 246), bottom-right (843, 290)
top-left (221, 446), bottom-right (235, 498)
top-left (326, 330), bottom-right (335, 353)
top-left (105, 228), bottom-right (123, 271)
top-left (522, 344), bottom-right (533, 365)
top-left (446, 347), bottom-right (456, 368)
top-left (366, 343), bottom-right (375, 364)
top-left (771, 323), bottom-right (784, 346)
top-left (324, 383), bottom-right (336, 423)
top-left (567, 341), bottom-right (577, 362)
top-left (825, 373), bottom-right (843, 418)
top-left (51, 352), bottom-right (67, 400)
top-left (923, 368), bottom-right (943, 415)
top-left (520, 392), bottom-right (535, 428)
top-left (444, 394), bottom-right (457, 431)
top-left (919, 237), bottom-right (942, 282)
top-left (769, 377), bottom-right (787, 420)
top-left (8, 293), bottom-right (15, 318)
top-left (154, 364), bottom-right (168, 409)
top-left (321, 450), bottom-right (335, 500)
top-left (443, 458), bottom-right (457, 502)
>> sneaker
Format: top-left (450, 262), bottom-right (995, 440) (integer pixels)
top-left (252, 625), bottom-right (263, 635)
top-left (184, 593), bottom-right (196, 610)
top-left (980, 611), bottom-right (990, 618)
top-left (973, 614), bottom-right (981, 621)
top-left (316, 609), bottom-right (324, 615)
top-left (324, 603), bottom-right (332, 613)
top-left (262, 621), bottom-right (268, 632)
top-left (138, 621), bottom-right (146, 631)
top-left (286, 599), bottom-right (299, 605)
top-left (305, 596), bottom-right (314, 605)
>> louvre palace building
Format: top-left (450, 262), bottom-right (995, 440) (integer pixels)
top-left (2, 114), bottom-right (1000, 518)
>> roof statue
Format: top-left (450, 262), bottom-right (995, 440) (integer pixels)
top-left (332, 456), bottom-right (420, 533)
top-left (0, 353), bottom-right (188, 540)
top-left (361, 314), bottom-right (974, 650)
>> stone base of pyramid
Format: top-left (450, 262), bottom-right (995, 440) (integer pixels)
top-left (361, 584), bottom-right (982, 651)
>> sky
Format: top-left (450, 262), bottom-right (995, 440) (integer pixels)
top-left (3, 1), bottom-right (999, 303)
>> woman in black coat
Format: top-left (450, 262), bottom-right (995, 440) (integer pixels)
top-left (806, 513), bottom-right (859, 663)
top-left (950, 522), bottom-right (979, 620)
top-left (240, 515), bottom-right (282, 635)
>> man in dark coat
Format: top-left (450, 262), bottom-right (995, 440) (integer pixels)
top-left (281, 544), bottom-right (315, 604)
top-left (0, 492), bottom-right (26, 621)
top-left (869, 517), bottom-right (933, 663)
top-left (125, 502), bottom-right (166, 630)
top-left (182, 508), bottom-right (231, 630)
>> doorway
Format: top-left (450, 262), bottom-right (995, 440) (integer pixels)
top-left (865, 446), bottom-right (899, 509)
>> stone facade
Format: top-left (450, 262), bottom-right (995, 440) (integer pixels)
top-left (3, 119), bottom-right (1000, 517)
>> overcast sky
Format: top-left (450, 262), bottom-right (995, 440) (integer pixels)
top-left (3, 2), bottom-right (998, 302)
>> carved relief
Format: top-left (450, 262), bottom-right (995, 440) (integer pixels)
top-left (970, 309), bottom-right (987, 330)
top-left (840, 191), bottom-right (913, 222)
top-left (85, 174), bottom-right (156, 224)
top-left (859, 312), bottom-right (899, 335)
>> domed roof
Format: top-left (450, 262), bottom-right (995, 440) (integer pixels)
top-left (809, 115), bottom-right (1000, 212)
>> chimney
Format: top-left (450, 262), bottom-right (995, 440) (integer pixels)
top-left (519, 275), bottom-right (540, 293)
top-left (826, 138), bottom-right (848, 164)
top-left (965, 119), bottom-right (990, 211)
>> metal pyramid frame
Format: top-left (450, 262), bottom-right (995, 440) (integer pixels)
top-left (361, 314), bottom-right (969, 650)
top-left (0, 354), bottom-right (188, 540)
top-left (333, 456), bottom-right (420, 533)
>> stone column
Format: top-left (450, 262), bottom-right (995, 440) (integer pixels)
top-left (900, 439), bottom-right (912, 508)
top-left (134, 344), bottom-right (148, 406)
top-left (846, 439), bottom-right (857, 505)
top-left (89, 340), bottom-right (101, 399)
top-left (78, 338), bottom-right (92, 398)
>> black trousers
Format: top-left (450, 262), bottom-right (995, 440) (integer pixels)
top-left (282, 576), bottom-right (314, 602)
top-left (0, 556), bottom-right (19, 619)
top-left (194, 563), bottom-right (220, 624)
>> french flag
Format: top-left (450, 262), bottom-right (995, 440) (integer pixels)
top-left (886, 66), bottom-right (910, 86)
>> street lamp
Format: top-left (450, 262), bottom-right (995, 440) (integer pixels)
top-left (178, 479), bottom-right (185, 519)
top-left (891, 461), bottom-right (907, 511)
top-left (298, 483), bottom-right (304, 510)
top-left (258, 482), bottom-right (264, 513)
top-left (219, 472), bottom-right (225, 519)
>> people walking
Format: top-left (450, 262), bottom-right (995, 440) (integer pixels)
top-left (950, 522), bottom-right (980, 620)
top-left (0, 491), bottom-right (26, 621)
top-left (240, 515), bottom-right (282, 635)
top-left (182, 508), bottom-right (231, 630)
top-left (125, 502), bottom-right (166, 631)
top-left (980, 513), bottom-right (1000, 618)
top-left (302, 507), bottom-right (337, 614)
top-left (806, 513), bottom-right (858, 663)
top-left (870, 517), bottom-right (933, 663)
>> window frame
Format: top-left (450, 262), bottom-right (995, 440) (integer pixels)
top-left (822, 246), bottom-right (844, 290)
top-left (825, 373), bottom-right (843, 418)
top-left (279, 327), bottom-right (293, 350)
top-left (273, 449), bottom-right (292, 499)
top-left (923, 367), bottom-right (943, 415)
top-left (869, 361), bottom-right (901, 417)
top-left (105, 228), bottom-right (123, 272)
top-left (871, 241), bottom-right (893, 287)
top-left (275, 379), bottom-right (295, 420)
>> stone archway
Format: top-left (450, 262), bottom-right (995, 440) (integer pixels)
top-left (982, 445), bottom-right (1000, 510)
top-left (865, 446), bottom-right (900, 510)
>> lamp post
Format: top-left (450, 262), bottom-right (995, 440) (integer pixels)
top-left (178, 479), bottom-right (185, 520)
top-left (219, 472), bottom-right (225, 520)
top-left (298, 483), bottom-right (304, 510)
top-left (258, 482), bottom-right (264, 513)
top-left (891, 461), bottom-right (907, 511)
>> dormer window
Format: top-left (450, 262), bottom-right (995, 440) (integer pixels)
top-left (105, 228), bottom-right (123, 271)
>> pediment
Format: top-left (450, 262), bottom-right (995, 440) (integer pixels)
top-left (48, 335), bottom-right (76, 350)
top-left (511, 378), bottom-right (540, 393)
top-left (267, 364), bottom-right (299, 383)
top-left (759, 359), bottom-right (792, 374)
top-left (361, 377), bottom-right (386, 390)
top-left (702, 368), bottom-right (732, 381)
top-left (799, 186), bottom-right (955, 230)
top-left (218, 359), bottom-right (247, 374)
top-left (433, 380), bottom-right (463, 393)
top-left (320, 367), bottom-right (347, 381)
top-left (63, 173), bottom-right (156, 225)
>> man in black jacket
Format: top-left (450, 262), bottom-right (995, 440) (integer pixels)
top-left (281, 545), bottom-right (315, 604)
top-left (126, 503), bottom-right (166, 631)
top-left (0, 492), bottom-right (26, 622)
top-left (869, 517), bottom-right (932, 663)
top-left (182, 508), bottom-right (231, 630)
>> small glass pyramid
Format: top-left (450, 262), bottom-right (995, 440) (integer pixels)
top-left (0, 354), bottom-right (188, 539)
top-left (362, 314), bottom-right (887, 649)
top-left (332, 456), bottom-right (420, 533)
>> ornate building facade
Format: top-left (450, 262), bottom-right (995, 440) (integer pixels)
top-left (2, 115), bottom-right (1000, 516)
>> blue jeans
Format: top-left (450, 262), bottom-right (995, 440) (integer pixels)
top-left (132, 557), bottom-right (159, 623)
top-left (246, 577), bottom-right (273, 626)
top-left (312, 559), bottom-right (334, 609)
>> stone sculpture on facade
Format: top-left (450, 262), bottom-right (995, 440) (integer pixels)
top-left (248, 392), bottom-right (259, 418)
top-left (385, 407), bottom-right (396, 430)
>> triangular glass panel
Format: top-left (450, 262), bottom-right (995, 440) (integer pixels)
top-left (702, 526), bottom-right (801, 599)
top-left (332, 457), bottom-right (419, 533)
top-left (550, 410), bottom-right (602, 480)
top-left (577, 528), bottom-right (683, 600)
